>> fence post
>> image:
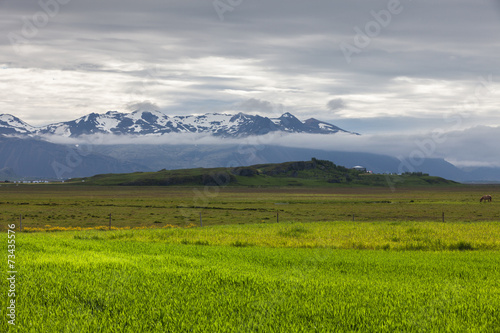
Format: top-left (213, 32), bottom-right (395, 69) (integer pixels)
top-left (19, 214), bottom-right (22, 232)
top-left (352, 214), bottom-right (355, 222)
top-left (277, 211), bottom-right (279, 223)
top-left (109, 213), bottom-right (112, 230)
top-left (200, 212), bottom-right (203, 227)
top-left (442, 212), bottom-right (445, 223)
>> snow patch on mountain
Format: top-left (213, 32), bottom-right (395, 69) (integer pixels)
top-left (0, 114), bottom-right (36, 135)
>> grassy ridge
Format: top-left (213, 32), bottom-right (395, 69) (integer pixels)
top-left (68, 159), bottom-right (458, 187)
top-left (2, 228), bottom-right (500, 332)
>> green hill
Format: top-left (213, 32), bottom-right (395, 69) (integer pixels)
top-left (69, 158), bottom-right (458, 187)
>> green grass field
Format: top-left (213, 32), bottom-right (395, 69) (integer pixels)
top-left (0, 184), bottom-right (499, 231)
top-left (1, 185), bottom-right (500, 331)
top-left (2, 226), bottom-right (500, 332)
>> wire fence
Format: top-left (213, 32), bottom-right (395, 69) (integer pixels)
top-left (7, 205), bottom-right (500, 233)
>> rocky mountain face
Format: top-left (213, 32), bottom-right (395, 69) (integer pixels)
top-left (0, 111), bottom-right (356, 138)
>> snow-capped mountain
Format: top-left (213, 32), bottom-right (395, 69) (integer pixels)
top-left (0, 111), bottom-right (357, 138)
top-left (0, 114), bottom-right (36, 135)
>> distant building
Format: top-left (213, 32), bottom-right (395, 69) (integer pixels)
top-left (352, 166), bottom-right (367, 172)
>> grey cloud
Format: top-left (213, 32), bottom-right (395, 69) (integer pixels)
top-left (1, 0), bottom-right (500, 152)
top-left (238, 98), bottom-right (275, 113)
top-left (327, 98), bottom-right (346, 112)
top-left (430, 126), bottom-right (500, 167)
top-left (125, 101), bottom-right (159, 112)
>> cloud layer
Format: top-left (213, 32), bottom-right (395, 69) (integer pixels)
top-left (39, 123), bottom-right (500, 168)
top-left (1, 0), bottom-right (499, 167)
top-left (1, 1), bottom-right (500, 124)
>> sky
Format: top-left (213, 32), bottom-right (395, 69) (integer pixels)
top-left (1, 0), bottom-right (500, 167)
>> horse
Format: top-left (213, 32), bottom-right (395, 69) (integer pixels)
top-left (480, 195), bottom-right (492, 202)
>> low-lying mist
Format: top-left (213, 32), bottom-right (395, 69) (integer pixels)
top-left (38, 124), bottom-right (500, 168)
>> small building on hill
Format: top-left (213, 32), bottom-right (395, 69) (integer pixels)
top-left (352, 166), bottom-right (367, 172)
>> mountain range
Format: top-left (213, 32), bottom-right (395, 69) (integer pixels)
top-left (1, 136), bottom-right (499, 182)
top-left (1, 111), bottom-right (499, 182)
top-left (0, 111), bottom-right (356, 138)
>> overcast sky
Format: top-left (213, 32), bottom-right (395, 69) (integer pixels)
top-left (1, 0), bottom-right (500, 166)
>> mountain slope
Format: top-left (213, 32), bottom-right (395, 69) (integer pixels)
top-left (0, 111), bottom-right (356, 138)
top-left (0, 167), bottom-right (18, 181)
top-left (0, 137), bottom-right (146, 179)
top-left (91, 144), bottom-right (467, 180)
top-left (0, 134), bottom-right (492, 182)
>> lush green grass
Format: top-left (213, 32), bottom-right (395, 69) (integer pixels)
top-left (0, 185), bottom-right (498, 231)
top-left (64, 220), bottom-right (500, 251)
top-left (2, 228), bottom-right (500, 332)
top-left (2, 184), bottom-right (500, 331)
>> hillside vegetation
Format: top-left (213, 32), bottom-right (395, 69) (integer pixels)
top-left (70, 158), bottom-right (458, 187)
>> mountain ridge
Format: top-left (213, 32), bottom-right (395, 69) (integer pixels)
top-left (69, 158), bottom-right (458, 187)
top-left (0, 110), bottom-right (357, 138)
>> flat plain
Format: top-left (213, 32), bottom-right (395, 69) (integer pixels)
top-left (1, 184), bottom-right (499, 231)
top-left (1, 184), bottom-right (500, 332)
